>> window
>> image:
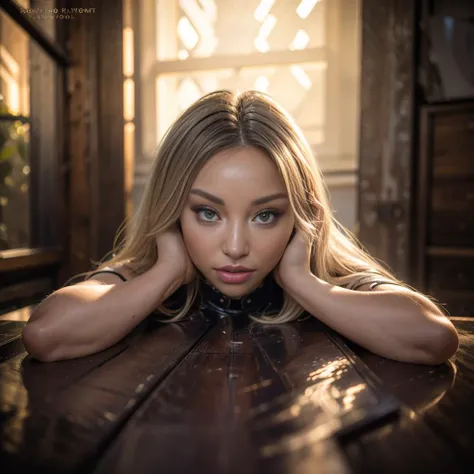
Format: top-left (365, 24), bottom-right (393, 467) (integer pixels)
top-left (135, 0), bottom-right (360, 230)
top-left (0, 8), bottom-right (31, 250)
top-left (0, 0), bottom-right (69, 312)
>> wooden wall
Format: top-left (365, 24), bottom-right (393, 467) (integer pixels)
top-left (358, 0), bottom-right (417, 283)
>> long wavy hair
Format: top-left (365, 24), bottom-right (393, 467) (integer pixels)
top-left (73, 90), bottom-right (444, 323)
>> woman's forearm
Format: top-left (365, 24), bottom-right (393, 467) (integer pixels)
top-left (22, 262), bottom-right (183, 362)
top-left (284, 273), bottom-right (459, 365)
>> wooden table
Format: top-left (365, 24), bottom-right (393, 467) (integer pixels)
top-left (0, 307), bottom-right (473, 474)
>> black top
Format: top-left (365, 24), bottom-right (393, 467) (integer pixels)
top-left (84, 269), bottom-right (128, 282)
top-left (195, 272), bottom-right (284, 319)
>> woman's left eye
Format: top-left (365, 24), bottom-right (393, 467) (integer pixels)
top-left (255, 210), bottom-right (281, 224)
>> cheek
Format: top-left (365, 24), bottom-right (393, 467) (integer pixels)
top-left (253, 232), bottom-right (291, 267)
top-left (180, 217), bottom-right (211, 264)
top-left (183, 234), bottom-right (207, 260)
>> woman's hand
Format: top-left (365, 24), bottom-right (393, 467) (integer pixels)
top-left (273, 228), bottom-right (312, 289)
top-left (154, 224), bottom-right (196, 285)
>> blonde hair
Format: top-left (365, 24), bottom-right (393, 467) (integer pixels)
top-left (73, 90), bottom-right (444, 323)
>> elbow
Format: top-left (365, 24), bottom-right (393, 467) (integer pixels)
top-left (22, 322), bottom-right (59, 362)
top-left (419, 318), bottom-right (460, 366)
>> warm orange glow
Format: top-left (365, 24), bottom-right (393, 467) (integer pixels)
top-left (123, 27), bottom-right (134, 77)
top-left (123, 78), bottom-right (135, 121)
top-left (124, 122), bottom-right (135, 218)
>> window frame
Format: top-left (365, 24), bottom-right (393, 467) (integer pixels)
top-left (0, 0), bottom-right (70, 309)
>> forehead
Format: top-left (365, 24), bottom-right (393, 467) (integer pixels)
top-left (192, 147), bottom-right (285, 189)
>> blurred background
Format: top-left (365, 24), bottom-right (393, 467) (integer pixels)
top-left (0, 0), bottom-right (473, 316)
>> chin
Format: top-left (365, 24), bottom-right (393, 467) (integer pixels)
top-left (204, 273), bottom-right (263, 298)
top-left (215, 284), bottom-right (256, 299)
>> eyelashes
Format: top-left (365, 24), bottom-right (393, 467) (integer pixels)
top-left (192, 206), bottom-right (283, 225)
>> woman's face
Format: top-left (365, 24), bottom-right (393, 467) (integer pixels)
top-left (180, 146), bottom-right (295, 298)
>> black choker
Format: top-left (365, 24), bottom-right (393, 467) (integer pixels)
top-left (197, 273), bottom-right (284, 319)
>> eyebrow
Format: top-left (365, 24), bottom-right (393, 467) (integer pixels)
top-left (189, 189), bottom-right (289, 206)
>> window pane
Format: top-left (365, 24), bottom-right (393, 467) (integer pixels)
top-left (156, 62), bottom-right (326, 149)
top-left (0, 9), bottom-right (60, 250)
top-left (0, 119), bottom-right (30, 250)
top-left (156, 0), bottom-right (325, 60)
top-left (0, 11), bottom-right (31, 250)
top-left (0, 12), bottom-right (30, 116)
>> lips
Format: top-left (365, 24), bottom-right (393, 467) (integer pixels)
top-left (216, 266), bottom-right (254, 273)
top-left (215, 269), bottom-right (255, 284)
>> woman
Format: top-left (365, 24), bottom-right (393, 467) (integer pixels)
top-left (22, 90), bottom-right (459, 364)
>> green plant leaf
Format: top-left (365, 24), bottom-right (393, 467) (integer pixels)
top-left (0, 145), bottom-right (16, 161)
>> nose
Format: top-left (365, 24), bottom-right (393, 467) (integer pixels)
top-left (222, 221), bottom-right (250, 260)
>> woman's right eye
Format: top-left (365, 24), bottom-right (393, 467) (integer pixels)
top-left (193, 207), bottom-right (218, 222)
